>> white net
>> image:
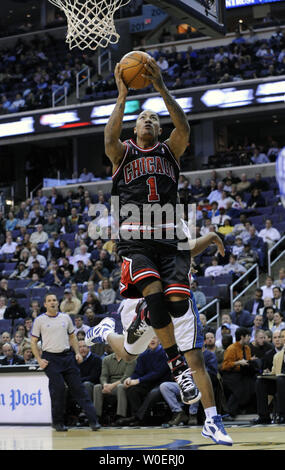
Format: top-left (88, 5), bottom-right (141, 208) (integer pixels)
top-left (48, 0), bottom-right (131, 50)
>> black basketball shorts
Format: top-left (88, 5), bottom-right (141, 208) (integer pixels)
top-left (118, 240), bottom-right (191, 299)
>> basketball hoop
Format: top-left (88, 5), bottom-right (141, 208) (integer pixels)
top-left (48, 0), bottom-right (132, 50)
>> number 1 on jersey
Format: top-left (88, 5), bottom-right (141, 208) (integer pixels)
top-left (146, 176), bottom-right (160, 202)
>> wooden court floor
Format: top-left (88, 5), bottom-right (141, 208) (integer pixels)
top-left (0, 424), bottom-right (285, 451)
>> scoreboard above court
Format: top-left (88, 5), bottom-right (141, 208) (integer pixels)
top-left (147, 0), bottom-right (227, 37)
top-left (226, 0), bottom-right (284, 8)
top-left (0, 76), bottom-right (285, 144)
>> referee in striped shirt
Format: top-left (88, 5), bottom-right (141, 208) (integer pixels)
top-left (31, 293), bottom-right (100, 432)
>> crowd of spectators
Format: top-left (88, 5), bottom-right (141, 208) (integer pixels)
top-left (206, 140), bottom-right (282, 169)
top-left (0, 169), bottom-right (283, 319)
top-left (0, 166), bottom-right (284, 425)
top-left (1, 24), bottom-right (284, 115)
top-left (0, 34), bottom-right (95, 114)
top-left (82, 26), bottom-right (285, 103)
top-left (0, 1), bottom-right (144, 39)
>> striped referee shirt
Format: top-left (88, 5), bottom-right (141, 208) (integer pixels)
top-left (31, 312), bottom-right (75, 353)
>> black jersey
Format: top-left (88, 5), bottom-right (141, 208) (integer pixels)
top-left (112, 138), bottom-right (180, 241)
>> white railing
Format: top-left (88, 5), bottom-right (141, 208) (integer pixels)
top-left (76, 66), bottom-right (91, 100)
top-left (29, 182), bottom-right (42, 200)
top-left (52, 85), bottom-right (68, 107)
top-left (98, 49), bottom-right (112, 76)
top-left (230, 263), bottom-right (260, 311)
top-left (268, 235), bottom-right (285, 276)
top-left (199, 298), bottom-right (220, 328)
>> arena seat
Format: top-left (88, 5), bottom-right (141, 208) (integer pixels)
top-left (195, 276), bottom-right (212, 286)
top-left (14, 288), bottom-right (29, 298)
top-left (8, 279), bottom-right (30, 289)
top-left (201, 286), bottom-right (217, 299)
top-left (17, 298), bottom-right (31, 311)
top-left (106, 303), bottom-right (119, 313)
top-left (212, 274), bottom-right (233, 286)
top-left (0, 319), bottom-right (12, 333)
top-left (250, 215), bottom-right (264, 226)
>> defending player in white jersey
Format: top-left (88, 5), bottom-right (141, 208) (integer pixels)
top-left (85, 230), bottom-right (233, 446)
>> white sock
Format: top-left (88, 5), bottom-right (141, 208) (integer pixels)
top-left (204, 406), bottom-right (217, 420)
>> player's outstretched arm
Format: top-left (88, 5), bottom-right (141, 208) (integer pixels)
top-left (143, 57), bottom-right (190, 160)
top-left (104, 63), bottom-right (128, 167)
top-left (190, 232), bottom-right (225, 258)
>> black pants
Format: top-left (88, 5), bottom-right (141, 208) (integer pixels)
top-left (135, 386), bottom-right (162, 421)
top-left (126, 382), bottom-right (160, 420)
top-left (256, 376), bottom-right (285, 418)
top-left (42, 350), bottom-right (98, 426)
top-left (222, 371), bottom-right (256, 417)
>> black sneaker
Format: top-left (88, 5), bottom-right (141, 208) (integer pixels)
top-left (89, 421), bottom-right (101, 431)
top-left (52, 424), bottom-right (68, 432)
top-left (174, 367), bottom-right (201, 405)
top-left (167, 355), bottom-right (201, 405)
top-left (251, 416), bottom-right (271, 425)
top-left (168, 411), bottom-right (189, 426)
top-left (126, 300), bottom-right (151, 345)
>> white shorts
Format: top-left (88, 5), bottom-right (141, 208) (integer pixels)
top-left (171, 296), bottom-right (204, 353)
top-left (118, 298), bottom-right (154, 356)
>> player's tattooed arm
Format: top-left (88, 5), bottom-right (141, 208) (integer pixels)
top-left (104, 63), bottom-right (128, 167)
top-left (143, 57), bottom-right (190, 160)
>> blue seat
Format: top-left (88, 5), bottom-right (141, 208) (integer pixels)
top-left (12, 229), bottom-right (21, 239)
top-left (231, 218), bottom-right (241, 226)
top-left (3, 262), bottom-right (17, 270)
top-left (0, 319), bottom-right (12, 333)
top-left (274, 205), bottom-right (285, 215)
top-left (250, 215), bottom-right (264, 226)
top-left (195, 77), bottom-right (207, 85)
top-left (17, 298), bottom-right (31, 311)
top-left (14, 288), bottom-right (29, 298)
top-left (183, 79), bottom-right (194, 87)
top-left (8, 279), bottom-right (30, 289)
top-left (201, 256), bottom-right (213, 266)
top-left (51, 286), bottom-right (65, 299)
top-left (275, 222), bottom-right (285, 234)
top-left (243, 192), bottom-right (252, 203)
top-left (106, 303), bottom-right (119, 313)
top-left (67, 241), bottom-right (76, 251)
top-left (201, 286), bottom-right (217, 298)
top-left (270, 214), bottom-right (281, 224)
top-left (243, 70), bottom-right (256, 79)
top-left (29, 287), bottom-right (48, 301)
top-left (217, 284), bottom-right (230, 307)
top-left (2, 270), bottom-right (15, 278)
top-left (194, 276), bottom-right (212, 286)
top-left (257, 207), bottom-right (273, 215)
top-left (262, 190), bottom-right (275, 199)
top-left (61, 233), bottom-right (75, 242)
top-left (213, 274), bottom-right (233, 286)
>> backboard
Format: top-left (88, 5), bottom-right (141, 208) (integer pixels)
top-left (146, 0), bottom-right (226, 37)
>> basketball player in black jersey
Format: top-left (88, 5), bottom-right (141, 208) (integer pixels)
top-left (94, 57), bottom-right (232, 445)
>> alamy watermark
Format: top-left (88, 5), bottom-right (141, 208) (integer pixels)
top-left (88, 196), bottom-right (197, 251)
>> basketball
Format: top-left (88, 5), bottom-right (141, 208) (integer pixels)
top-left (119, 51), bottom-right (152, 90)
